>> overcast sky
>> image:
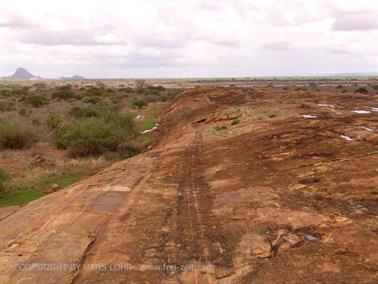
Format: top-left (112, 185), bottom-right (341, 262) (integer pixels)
top-left (0, 0), bottom-right (377, 78)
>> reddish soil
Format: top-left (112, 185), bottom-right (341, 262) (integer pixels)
top-left (0, 87), bottom-right (377, 283)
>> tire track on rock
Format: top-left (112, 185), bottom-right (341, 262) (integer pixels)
top-left (172, 132), bottom-right (234, 283)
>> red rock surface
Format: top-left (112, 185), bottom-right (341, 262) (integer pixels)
top-left (0, 87), bottom-right (377, 283)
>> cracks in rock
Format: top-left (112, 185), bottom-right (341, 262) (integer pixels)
top-left (69, 233), bottom-right (98, 284)
top-left (267, 226), bottom-right (322, 257)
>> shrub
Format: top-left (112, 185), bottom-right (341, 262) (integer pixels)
top-left (144, 85), bottom-right (165, 96)
top-left (71, 102), bottom-right (116, 119)
top-left (372, 84), bottom-right (378, 91)
top-left (54, 118), bottom-right (136, 157)
top-left (11, 88), bottom-right (29, 96)
top-left (135, 79), bottom-right (146, 94)
top-left (46, 114), bottom-right (63, 129)
top-left (144, 88), bottom-right (160, 96)
top-left (119, 87), bottom-right (134, 93)
top-left (0, 168), bottom-right (8, 196)
top-left (0, 102), bottom-right (15, 112)
top-left (52, 90), bottom-right (76, 100)
top-left (213, 125), bottom-right (228, 135)
top-left (33, 82), bottom-right (47, 89)
top-left (0, 168), bottom-right (7, 195)
top-left (231, 119), bottom-right (240, 125)
top-left (132, 97), bottom-right (148, 109)
top-left (0, 88), bottom-right (12, 97)
top-left (0, 121), bottom-right (38, 149)
top-left (336, 84), bottom-right (343, 89)
top-left (0, 168), bottom-right (9, 182)
top-left (18, 107), bottom-right (31, 117)
top-left (32, 118), bottom-right (40, 125)
top-left (214, 125), bottom-right (227, 130)
top-left (355, 87), bottom-right (368, 94)
top-left (111, 96), bottom-right (122, 105)
top-left (22, 94), bottom-right (47, 107)
top-left (118, 146), bottom-right (140, 159)
top-left (83, 96), bottom-right (101, 104)
top-left (167, 90), bottom-right (181, 100)
top-left (266, 110), bottom-right (279, 118)
top-left (71, 106), bottom-right (97, 119)
top-left (145, 85), bottom-right (165, 91)
top-left (308, 83), bottom-right (317, 88)
top-left (85, 87), bottom-right (106, 97)
top-left (58, 84), bottom-right (72, 91)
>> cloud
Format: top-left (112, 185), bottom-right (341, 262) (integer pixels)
top-left (0, 12), bottom-right (34, 28)
top-left (262, 42), bottom-right (293, 50)
top-left (332, 13), bottom-right (377, 31)
top-left (12, 29), bottom-right (117, 46)
top-left (0, 0), bottom-right (377, 78)
top-left (117, 54), bottom-right (187, 69)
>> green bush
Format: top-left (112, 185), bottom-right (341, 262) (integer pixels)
top-left (0, 121), bottom-right (38, 149)
top-left (132, 97), bottom-right (147, 109)
top-left (0, 101), bottom-right (15, 112)
top-left (11, 88), bottom-right (29, 96)
top-left (355, 87), bottom-right (368, 94)
top-left (0, 168), bottom-right (9, 182)
top-left (58, 84), bottom-right (72, 91)
top-left (118, 146), bottom-right (140, 159)
top-left (54, 118), bottom-right (136, 157)
top-left (83, 96), bottom-right (101, 104)
top-left (85, 87), bottom-right (106, 97)
top-left (143, 85), bottom-right (165, 93)
top-left (22, 94), bottom-right (47, 107)
top-left (119, 87), bottom-right (134, 93)
top-left (52, 90), bottom-right (76, 100)
top-left (111, 96), bottom-right (122, 105)
top-left (213, 125), bottom-right (228, 135)
top-left (0, 88), bottom-right (12, 97)
top-left (266, 110), bottom-right (279, 118)
top-left (46, 114), bottom-right (63, 129)
top-left (231, 119), bottom-right (240, 125)
top-left (18, 107), bottom-right (31, 117)
top-left (144, 88), bottom-right (160, 96)
top-left (167, 90), bottom-right (181, 100)
top-left (33, 82), bottom-right (47, 89)
top-left (71, 106), bottom-right (98, 119)
top-left (144, 85), bottom-right (165, 96)
top-left (214, 125), bottom-right (227, 131)
top-left (0, 168), bottom-right (9, 195)
top-left (71, 102), bottom-right (117, 119)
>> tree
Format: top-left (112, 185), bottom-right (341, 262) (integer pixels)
top-left (135, 79), bottom-right (146, 94)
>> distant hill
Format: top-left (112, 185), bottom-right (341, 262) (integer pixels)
top-left (60, 75), bottom-right (86, 80)
top-left (2, 67), bottom-right (43, 81)
top-left (1, 69), bottom-right (86, 81)
top-left (330, 72), bottom-right (378, 77)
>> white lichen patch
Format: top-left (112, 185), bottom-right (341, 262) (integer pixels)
top-left (302, 114), bottom-right (318, 119)
top-left (340, 135), bottom-right (354, 141)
